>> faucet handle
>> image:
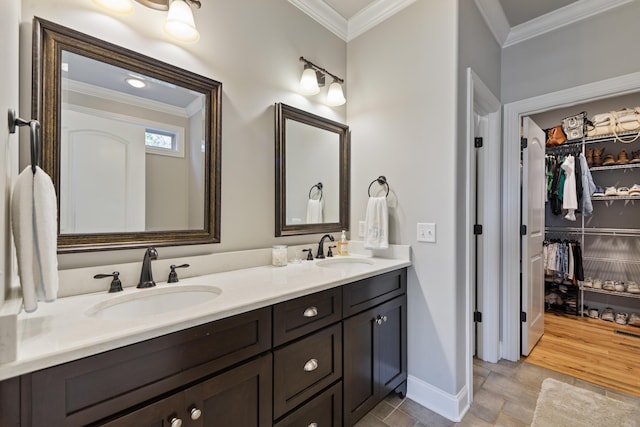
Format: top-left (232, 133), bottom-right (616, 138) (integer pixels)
top-left (302, 248), bottom-right (314, 261)
top-left (168, 264), bottom-right (190, 283)
top-left (327, 245), bottom-right (336, 257)
top-left (94, 271), bottom-right (123, 293)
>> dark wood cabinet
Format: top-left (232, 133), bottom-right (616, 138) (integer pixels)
top-left (274, 381), bottom-right (342, 427)
top-left (343, 270), bottom-right (407, 427)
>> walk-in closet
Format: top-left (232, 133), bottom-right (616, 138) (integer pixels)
top-left (526, 92), bottom-right (640, 396)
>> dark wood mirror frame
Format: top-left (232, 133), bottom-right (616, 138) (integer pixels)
top-left (275, 103), bottom-right (350, 237)
top-left (32, 17), bottom-right (222, 253)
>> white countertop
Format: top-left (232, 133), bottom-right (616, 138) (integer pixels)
top-left (0, 253), bottom-right (410, 381)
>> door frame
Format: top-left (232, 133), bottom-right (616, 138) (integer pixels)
top-left (465, 68), bottom-right (501, 408)
top-left (501, 71), bottom-right (640, 361)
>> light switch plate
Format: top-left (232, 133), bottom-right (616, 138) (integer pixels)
top-left (358, 221), bottom-right (366, 238)
top-left (417, 223), bottom-right (436, 243)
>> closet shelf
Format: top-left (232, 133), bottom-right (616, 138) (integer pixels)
top-left (584, 131), bottom-right (640, 145)
top-left (579, 286), bottom-right (640, 300)
top-left (545, 226), bottom-right (640, 237)
top-left (592, 196), bottom-right (640, 202)
top-left (583, 255), bottom-right (640, 265)
top-left (590, 163), bottom-right (640, 171)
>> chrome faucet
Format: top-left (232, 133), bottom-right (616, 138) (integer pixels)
top-left (137, 247), bottom-right (158, 288)
top-left (316, 234), bottom-right (335, 259)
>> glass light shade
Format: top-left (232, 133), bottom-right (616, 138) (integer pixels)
top-left (299, 67), bottom-right (320, 95)
top-left (326, 81), bottom-right (346, 106)
top-left (163, 0), bottom-right (200, 43)
top-left (92, 0), bottom-right (134, 14)
top-left (125, 77), bottom-right (146, 88)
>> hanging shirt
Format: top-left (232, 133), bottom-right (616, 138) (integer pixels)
top-left (561, 155), bottom-right (577, 221)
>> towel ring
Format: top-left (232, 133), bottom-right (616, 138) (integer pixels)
top-left (308, 182), bottom-right (323, 201)
top-left (8, 109), bottom-right (40, 174)
top-left (368, 176), bottom-right (390, 197)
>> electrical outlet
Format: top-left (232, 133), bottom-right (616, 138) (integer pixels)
top-left (417, 223), bottom-right (436, 243)
top-left (358, 221), bottom-right (366, 238)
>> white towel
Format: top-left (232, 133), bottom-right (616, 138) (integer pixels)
top-left (364, 196), bottom-right (388, 250)
top-left (306, 199), bottom-right (323, 223)
top-left (11, 166), bottom-right (59, 312)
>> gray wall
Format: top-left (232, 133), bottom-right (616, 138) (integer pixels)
top-left (502, 1), bottom-right (640, 103)
top-left (19, 0), bottom-right (347, 268)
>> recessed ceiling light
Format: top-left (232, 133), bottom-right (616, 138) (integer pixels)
top-left (125, 77), bottom-right (146, 88)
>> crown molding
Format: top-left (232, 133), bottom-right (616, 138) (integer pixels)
top-left (476, 0), bottom-right (632, 48)
top-left (348, 0), bottom-right (416, 41)
top-left (289, 0), bottom-right (415, 42)
top-left (288, 0), bottom-right (348, 41)
top-left (504, 0), bottom-right (633, 47)
top-left (474, 0), bottom-right (509, 47)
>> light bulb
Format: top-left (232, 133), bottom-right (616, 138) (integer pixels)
top-left (299, 67), bottom-right (320, 95)
top-left (92, 0), bottom-right (134, 14)
top-left (326, 81), bottom-right (346, 106)
top-left (163, 0), bottom-right (200, 43)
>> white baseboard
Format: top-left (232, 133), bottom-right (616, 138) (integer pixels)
top-left (406, 375), bottom-right (469, 422)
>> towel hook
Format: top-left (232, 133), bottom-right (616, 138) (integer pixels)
top-left (308, 182), bottom-right (323, 201)
top-left (368, 176), bottom-right (390, 197)
top-left (8, 109), bottom-right (40, 174)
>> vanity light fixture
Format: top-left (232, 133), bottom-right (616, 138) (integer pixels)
top-left (299, 57), bottom-right (346, 106)
top-left (91, 0), bottom-right (201, 43)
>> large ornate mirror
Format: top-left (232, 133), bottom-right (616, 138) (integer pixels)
top-left (275, 103), bottom-right (349, 236)
top-left (32, 18), bottom-right (221, 252)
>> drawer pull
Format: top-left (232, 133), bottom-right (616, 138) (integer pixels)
top-left (190, 406), bottom-right (202, 420)
top-left (168, 416), bottom-right (183, 427)
top-left (303, 306), bottom-right (319, 317)
top-left (308, 423), bottom-right (319, 427)
top-left (304, 358), bottom-right (319, 372)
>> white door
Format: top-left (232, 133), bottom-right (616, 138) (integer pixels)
top-left (61, 110), bottom-right (146, 234)
top-left (521, 117), bottom-right (546, 356)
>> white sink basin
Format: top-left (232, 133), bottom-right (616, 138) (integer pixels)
top-left (86, 285), bottom-right (222, 320)
top-left (316, 257), bottom-right (375, 273)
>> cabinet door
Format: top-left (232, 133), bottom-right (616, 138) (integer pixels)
top-left (184, 354), bottom-right (272, 427)
top-left (343, 296), bottom-right (407, 426)
top-left (100, 392), bottom-right (185, 427)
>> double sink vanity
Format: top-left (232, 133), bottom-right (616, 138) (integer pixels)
top-left (0, 250), bottom-right (410, 426)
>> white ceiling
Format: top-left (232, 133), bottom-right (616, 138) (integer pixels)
top-left (291, 0), bottom-right (632, 45)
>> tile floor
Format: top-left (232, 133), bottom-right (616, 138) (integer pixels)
top-left (355, 358), bottom-right (640, 427)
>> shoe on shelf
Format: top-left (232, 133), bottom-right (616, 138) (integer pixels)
top-left (580, 277), bottom-right (593, 288)
top-left (615, 312), bottom-right (628, 325)
top-left (617, 187), bottom-right (630, 196)
top-left (629, 184), bottom-right (640, 196)
top-left (601, 307), bottom-right (615, 322)
top-left (628, 312), bottom-right (640, 327)
top-left (588, 308), bottom-right (600, 319)
top-left (586, 149), bottom-right (594, 167)
top-left (614, 281), bottom-right (626, 292)
top-left (604, 186), bottom-right (618, 196)
top-left (593, 148), bottom-right (605, 167)
top-left (592, 278), bottom-right (603, 289)
top-left (626, 281), bottom-right (640, 294)
top-left (602, 153), bottom-right (616, 166)
top-left (631, 150), bottom-right (640, 164)
top-left (592, 186), bottom-right (605, 197)
top-left (616, 150), bottom-right (630, 165)
top-left (603, 280), bottom-right (616, 291)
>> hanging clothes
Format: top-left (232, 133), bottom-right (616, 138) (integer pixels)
top-left (545, 150), bottom-right (593, 219)
top-left (561, 154), bottom-right (578, 221)
top-left (543, 239), bottom-right (584, 284)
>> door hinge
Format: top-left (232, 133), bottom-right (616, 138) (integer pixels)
top-left (521, 137), bottom-right (527, 149)
top-left (473, 224), bottom-right (483, 235)
top-left (521, 312), bottom-right (527, 322)
top-left (520, 225), bottom-right (527, 236)
top-left (474, 137), bottom-right (483, 148)
top-left (474, 311), bottom-right (482, 323)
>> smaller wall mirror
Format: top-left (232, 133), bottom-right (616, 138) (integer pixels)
top-left (275, 103), bottom-right (349, 236)
top-left (33, 17), bottom-right (222, 252)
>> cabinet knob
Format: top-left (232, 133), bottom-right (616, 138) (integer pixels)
top-left (168, 416), bottom-right (182, 427)
top-left (375, 315), bottom-right (388, 325)
top-left (303, 306), bottom-right (319, 317)
top-left (303, 358), bottom-right (319, 372)
top-left (308, 423), bottom-right (319, 427)
top-left (190, 406), bottom-right (202, 420)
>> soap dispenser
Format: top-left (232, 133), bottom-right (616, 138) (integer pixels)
top-left (338, 230), bottom-right (349, 256)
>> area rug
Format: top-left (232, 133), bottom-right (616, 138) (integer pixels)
top-left (531, 378), bottom-right (640, 427)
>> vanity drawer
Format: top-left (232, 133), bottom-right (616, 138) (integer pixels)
top-left (343, 268), bottom-right (407, 317)
top-left (273, 287), bottom-right (342, 346)
top-left (274, 381), bottom-right (342, 427)
top-left (28, 307), bottom-right (271, 427)
top-left (273, 323), bottom-right (342, 419)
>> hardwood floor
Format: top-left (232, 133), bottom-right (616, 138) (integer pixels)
top-left (524, 311), bottom-right (640, 397)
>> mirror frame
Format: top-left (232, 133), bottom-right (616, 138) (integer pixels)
top-left (275, 103), bottom-right (350, 236)
top-left (32, 17), bottom-right (222, 253)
